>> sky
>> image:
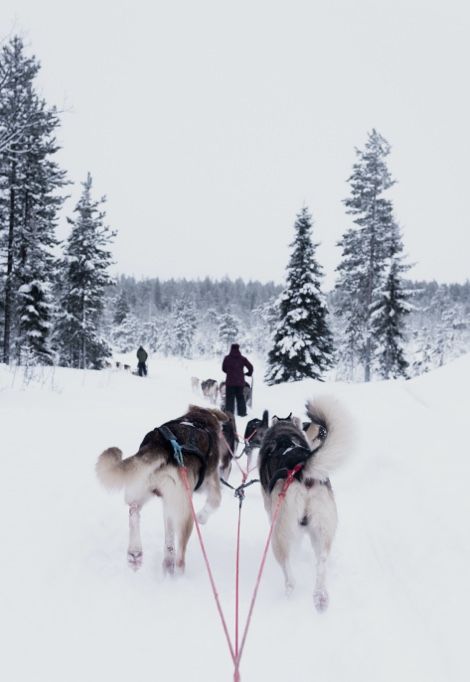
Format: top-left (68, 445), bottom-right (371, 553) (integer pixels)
top-left (1, 0), bottom-right (469, 287)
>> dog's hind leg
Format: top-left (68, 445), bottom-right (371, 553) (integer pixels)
top-left (307, 492), bottom-right (337, 612)
top-left (162, 514), bottom-right (176, 575)
top-left (309, 529), bottom-right (332, 612)
top-left (128, 502), bottom-right (144, 570)
top-left (161, 476), bottom-right (193, 575)
top-left (175, 511), bottom-right (193, 574)
top-left (196, 470), bottom-right (222, 525)
top-left (271, 491), bottom-right (298, 595)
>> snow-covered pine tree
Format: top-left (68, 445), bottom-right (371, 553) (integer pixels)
top-left (54, 173), bottom-right (115, 369)
top-left (265, 206), bottom-right (334, 385)
top-left (335, 129), bottom-right (406, 381)
top-left (218, 312), bottom-right (239, 350)
top-left (410, 327), bottom-right (433, 376)
top-left (161, 297), bottom-right (197, 358)
top-left (173, 298), bottom-right (197, 358)
top-left (0, 36), bottom-right (67, 364)
top-left (370, 218), bottom-right (411, 379)
top-left (113, 289), bottom-right (130, 325)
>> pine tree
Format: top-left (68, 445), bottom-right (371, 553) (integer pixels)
top-left (0, 36), bottom-right (67, 363)
top-left (54, 173), bottom-right (115, 369)
top-left (335, 129), bottom-right (409, 381)
top-left (410, 327), bottom-right (433, 376)
top-left (113, 289), bottom-right (130, 325)
top-left (370, 220), bottom-right (411, 379)
top-left (172, 298), bottom-right (197, 358)
top-left (265, 206), bottom-right (334, 385)
top-left (218, 312), bottom-right (239, 348)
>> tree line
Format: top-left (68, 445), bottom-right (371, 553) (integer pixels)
top-left (1, 36), bottom-right (468, 380)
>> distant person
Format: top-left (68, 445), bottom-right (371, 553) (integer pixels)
top-left (136, 345), bottom-right (148, 377)
top-left (222, 343), bottom-right (253, 417)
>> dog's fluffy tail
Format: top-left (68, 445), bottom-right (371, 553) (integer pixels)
top-left (305, 395), bottom-right (355, 478)
top-left (96, 447), bottom-right (130, 491)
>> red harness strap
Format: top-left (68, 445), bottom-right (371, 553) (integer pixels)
top-left (178, 466), bottom-right (236, 665)
top-left (234, 464), bottom-right (303, 679)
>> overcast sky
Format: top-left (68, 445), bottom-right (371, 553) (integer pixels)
top-left (1, 0), bottom-right (469, 287)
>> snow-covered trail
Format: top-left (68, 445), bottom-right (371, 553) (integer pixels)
top-left (1, 357), bottom-right (469, 682)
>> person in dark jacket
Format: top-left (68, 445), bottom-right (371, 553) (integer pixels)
top-left (136, 346), bottom-right (148, 377)
top-left (222, 344), bottom-right (253, 416)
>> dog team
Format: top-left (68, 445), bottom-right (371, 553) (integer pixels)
top-left (96, 390), bottom-right (353, 612)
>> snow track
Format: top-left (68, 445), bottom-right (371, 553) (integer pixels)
top-left (1, 356), bottom-right (469, 682)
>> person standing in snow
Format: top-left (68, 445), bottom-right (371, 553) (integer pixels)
top-left (136, 345), bottom-right (148, 377)
top-left (222, 343), bottom-right (253, 416)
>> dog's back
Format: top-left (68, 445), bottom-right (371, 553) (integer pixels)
top-left (258, 420), bottom-right (310, 493)
top-left (96, 405), bottom-right (225, 493)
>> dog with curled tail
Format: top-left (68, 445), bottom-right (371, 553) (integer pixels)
top-left (96, 405), bottom-right (227, 575)
top-left (258, 396), bottom-right (353, 611)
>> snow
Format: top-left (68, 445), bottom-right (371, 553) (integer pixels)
top-left (1, 354), bottom-right (469, 682)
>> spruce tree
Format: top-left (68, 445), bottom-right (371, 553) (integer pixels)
top-left (370, 219), bottom-right (411, 379)
top-left (265, 206), bottom-right (334, 384)
top-left (172, 298), bottom-right (197, 358)
top-left (335, 129), bottom-right (409, 381)
top-left (218, 312), bottom-right (239, 348)
top-left (0, 36), bottom-right (67, 363)
top-left (54, 173), bottom-right (115, 369)
top-left (113, 290), bottom-right (130, 325)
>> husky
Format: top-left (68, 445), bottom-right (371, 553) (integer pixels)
top-left (201, 379), bottom-right (219, 404)
top-left (243, 410), bottom-right (269, 470)
top-left (96, 405), bottom-right (227, 575)
top-left (219, 411), bottom-right (239, 480)
top-left (258, 397), bottom-right (352, 611)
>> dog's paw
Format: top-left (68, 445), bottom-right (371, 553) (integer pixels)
top-left (197, 510), bottom-right (208, 525)
top-left (313, 588), bottom-right (329, 612)
top-left (162, 557), bottom-right (176, 576)
top-left (285, 581), bottom-right (295, 597)
top-left (127, 550), bottom-right (143, 570)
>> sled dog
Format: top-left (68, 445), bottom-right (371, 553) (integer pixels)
top-left (258, 396), bottom-right (352, 611)
top-left (201, 379), bottom-right (219, 404)
top-left (243, 410), bottom-right (269, 469)
top-left (96, 405), bottom-right (227, 574)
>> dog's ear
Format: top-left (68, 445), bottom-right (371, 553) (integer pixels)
top-left (262, 410), bottom-right (269, 426)
top-left (271, 416), bottom-right (279, 425)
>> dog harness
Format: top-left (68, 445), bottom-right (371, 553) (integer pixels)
top-left (264, 427), bottom-right (328, 493)
top-left (140, 418), bottom-right (213, 491)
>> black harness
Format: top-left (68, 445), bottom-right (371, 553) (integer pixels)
top-left (140, 418), bottom-right (213, 491)
top-left (263, 426), bottom-right (328, 493)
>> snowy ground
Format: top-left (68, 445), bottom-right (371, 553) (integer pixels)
top-left (1, 354), bottom-right (469, 682)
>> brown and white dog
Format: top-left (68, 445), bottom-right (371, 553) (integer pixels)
top-left (96, 405), bottom-right (227, 574)
top-left (258, 396), bottom-right (352, 611)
